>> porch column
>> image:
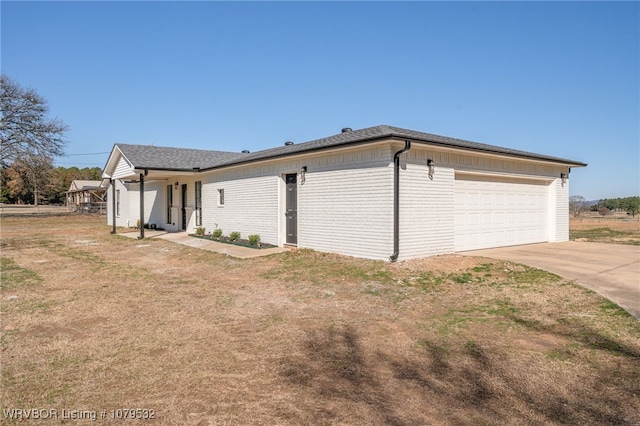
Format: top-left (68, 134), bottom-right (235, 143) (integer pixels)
top-left (139, 173), bottom-right (145, 239)
top-left (110, 179), bottom-right (116, 234)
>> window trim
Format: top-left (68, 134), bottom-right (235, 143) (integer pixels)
top-left (217, 188), bottom-right (224, 206)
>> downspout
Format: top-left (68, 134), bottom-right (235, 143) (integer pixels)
top-left (110, 179), bottom-right (116, 234)
top-left (138, 171), bottom-right (146, 239)
top-left (389, 140), bottom-right (411, 262)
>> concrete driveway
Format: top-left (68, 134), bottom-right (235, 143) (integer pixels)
top-left (464, 242), bottom-right (640, 320)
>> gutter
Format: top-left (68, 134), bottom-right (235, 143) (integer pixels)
top-left (389, 140), bottom-right (411, 262)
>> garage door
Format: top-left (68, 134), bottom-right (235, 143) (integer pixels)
top-left (454, 174), bottom-right (549, 251)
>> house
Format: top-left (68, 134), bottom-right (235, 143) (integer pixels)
top-left (101, 125), bottom-right (587, 261)
top-left (66, 180), bottom-right (108, 213)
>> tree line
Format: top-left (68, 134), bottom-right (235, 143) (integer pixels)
top-left (0, 164), bottom-right (103, 205)
top-left (570, 195), bottom-right (640, 218)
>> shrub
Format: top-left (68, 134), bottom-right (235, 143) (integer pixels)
top-left (212, 228), bottom-right (223, 239)
top-left (248, 234), bottom-right (261, 246)
top-left (229, 231), bottom-right (241, 242)
top-left (195, 227), bottom-right (206, 237)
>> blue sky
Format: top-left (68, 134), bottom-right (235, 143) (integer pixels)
top-left (2, 1), bottom-right (638, 200)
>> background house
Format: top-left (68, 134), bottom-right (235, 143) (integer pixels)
top-left (102, 125), bottom-right (586, 261)
top-left (66, 180), bottom-right (108, 213)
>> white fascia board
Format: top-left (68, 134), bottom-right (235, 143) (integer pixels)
top-left (414, 141), bottom-right (584, 169)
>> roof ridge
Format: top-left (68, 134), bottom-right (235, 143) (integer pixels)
top-left (116, 143), bottom-right (240, 156)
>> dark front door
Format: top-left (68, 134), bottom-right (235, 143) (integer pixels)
top-left (285, 173), bottom-right (297, 245)
top-left (181, 184), bottom-right (187, 230)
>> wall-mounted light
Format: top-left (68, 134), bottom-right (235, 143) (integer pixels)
top-left (300, 166), bottom-right (307, 185)
top-left (427, 159), bottom-right (435, 180)
top-left (560, 173), bottom-right (567, 186)
top-left (174, 181), bottom-right (179, 189)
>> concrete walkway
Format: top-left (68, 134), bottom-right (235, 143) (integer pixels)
top-left (118, 230), bottom-right (290, 259)
top-left (464, 241), bottom-right (640, 319)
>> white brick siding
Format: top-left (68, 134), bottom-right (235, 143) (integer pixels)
top-left (399, 161), bottom-right (456, 260)
top-left (198, 144), bottom-right (394, 257)
top-left (555, 177), bottom-right (569, 241)
top-left (106, 140), bottom-right (572, 261)
top-left (299, 163), bottom-right (393, 260)
top-left (201, 174), bottom-right (280, 245)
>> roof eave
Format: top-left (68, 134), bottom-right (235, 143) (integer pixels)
top-left (201, 132), bottom-right (587, 171)
top-left (199, 135), bottom-right (392, 172)
top-left (411, 140), bottom-right (588, 167)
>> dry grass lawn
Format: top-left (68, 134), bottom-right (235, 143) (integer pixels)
top-left (1, 214), bottom-right (639, 425)
top-left (570, 212), bottom-right (640, 245)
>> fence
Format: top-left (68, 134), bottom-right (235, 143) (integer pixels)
top-left (70, 202), bottom-right (107, 214)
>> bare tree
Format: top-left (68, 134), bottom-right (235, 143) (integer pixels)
top-left (569, 195), bottom-right (588, 218)
top-left (1, 74), bottom-right (68, 167)
top-left (598, 206), bottom-right (611, 219)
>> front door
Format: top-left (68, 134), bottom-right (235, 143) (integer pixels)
top-left (181, 184), bottom-right (187, 231)
top-left (285, 174), bottom-right (297, 245)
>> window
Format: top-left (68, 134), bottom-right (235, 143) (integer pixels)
top-left (166, 185), bottom-right (173, 223)
top-left (218, 189), bottom-right (224, 206)
top-left (116, 190), bottom-right (120, 217)
top-left (195, 181), bottom-right (202, 226)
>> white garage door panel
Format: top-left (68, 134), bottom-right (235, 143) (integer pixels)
top-left (455, 176), bottom-right (549, 251)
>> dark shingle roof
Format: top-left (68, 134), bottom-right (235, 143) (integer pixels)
top-left (211, 125), bottom-right (587, 168)
top-left (116, 144), bottom-right (245, 170)
top-left (115, 125), bottom-right (587, 171)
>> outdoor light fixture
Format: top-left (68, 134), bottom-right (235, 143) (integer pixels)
top-left (560, 173), bottom-right (567, 186)
top-left (300, 166), bottom-right (307, 185)
top-left (174, 181), bottom-right (179, 189)
top-left (427, 159), bottom-right (435, 180)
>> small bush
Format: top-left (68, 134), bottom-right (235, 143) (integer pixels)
top-left (229, 231), bottom-right (241, 242)
top-left (212, 228), bottom-right (223, 239)
top-left (248, 234), bottom-right (261, 246)
top-left (195, 227), bottom-right (206, 236)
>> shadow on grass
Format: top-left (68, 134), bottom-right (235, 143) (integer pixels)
top-left (280, 324), bottom-right (406, 425)
top-left (279, 323), bottom-right (639, 425)
top-left (507, 313), bottom-right (640, 359)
